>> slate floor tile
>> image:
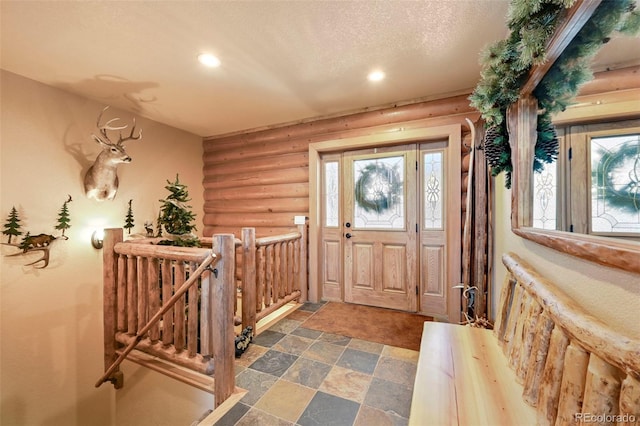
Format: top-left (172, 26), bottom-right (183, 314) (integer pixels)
top-left (273, 334), bottom-right (314, 356)
top-left (336, 348), bottom-right (380, 375)
top-left (267, 318), bottom-right (302, 334)
top-left (298, 301), bottom-right (326, 312)
top-left (318, 365), bottom-right (372, 403)
top-left (235, 368), bottom-right (279, 406)
top-left (374, 356), bottom-right (418, 388)
top-left (297, 391), bottom-right (360, 426)
top-left (302, 341), bottom-right (346, 364)
top-left (354, 404), bottom-right (408, 426)
top-left (318, 332), bottom-right (351, 346)
top-left (348, 338), bottom-right (385, 355)
top-left (364, 377), bottom-right (413, 419)
top-left (234, 407), bottom-right (294, 426)
top-left (235, 344), bottom-right (268, 368)
top-left (252, 330), bottom-right (286, 348)
top-left (213, 401), bottom-right (251, 426)
top-left (282, 357), bottom-right (332, 389)
top-left (254, 380), bottom-right (316, 422)
top-left (291, 326), bottom-right (323, 340)
top-left (249, 349), bottom-right (298, 377)
top-left (381, 346), bottom-right (419, 364)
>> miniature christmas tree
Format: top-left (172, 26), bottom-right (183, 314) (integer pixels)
top-left (158, 174), bottom-right (199, 247)
top-left (54, 195), bottom-right (72, 238)
top-left (124, 199), bottom-right (135, 234)
top-left (3, 206), bottom-right (23, 244)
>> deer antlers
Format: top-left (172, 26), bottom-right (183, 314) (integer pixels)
top-left (84, 106), bottom-right (143, 201)
top-left (93, 106), bottom-right (142, 146)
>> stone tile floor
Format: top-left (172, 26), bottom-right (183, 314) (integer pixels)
top-left (215, 302), bottom-right (419, 426)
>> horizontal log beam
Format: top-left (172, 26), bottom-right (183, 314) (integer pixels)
top-left (204, 197), bottom-right (309, 214)
top-left (203, 166), bottom-right (308, 190)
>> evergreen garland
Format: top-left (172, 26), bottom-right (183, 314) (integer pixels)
top-left (470, 0), bottom-right (640, 188)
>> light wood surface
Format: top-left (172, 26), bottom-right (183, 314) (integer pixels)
top-left (409, 322), bottom-right (536, 426)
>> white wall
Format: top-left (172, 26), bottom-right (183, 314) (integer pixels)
top-left (0, 70), bottom-right (211, 426)
top-left (491, 173), bottom-right (640, 339)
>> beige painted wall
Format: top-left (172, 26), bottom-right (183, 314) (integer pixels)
top-left (0, 70), bottom-right (210, 425)
top-left (491, 172), bottom-right (640, 339)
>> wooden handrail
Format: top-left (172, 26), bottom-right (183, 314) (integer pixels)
top-left (114, 241), bottom-right (211, 263)
top-left (95, 251), bottom-right (217, 388)
top-left (503, 252), bottom-right (640, 379)
top-left (255, 231), bottom-right (302, 247)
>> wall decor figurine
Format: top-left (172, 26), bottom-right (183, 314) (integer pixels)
top-left (2, 206), bottom-right (23, 244)
top-left (124, 199), bottom-right (135, 234)
top-left (2, 196), bottom-right (72, 269)
top-left (55, 195), bottom-right (73, 237)
top-left (84, 106), bottom-right (142, 201)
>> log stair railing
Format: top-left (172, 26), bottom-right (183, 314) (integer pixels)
top-left (497, 253), bottom-right (640, 425)
top-left (96, 229), bottom-right (237, 408)
top-left (240, 225), bottom-right (307, 333)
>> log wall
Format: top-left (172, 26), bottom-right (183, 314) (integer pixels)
top-left (202, 94), bottom-right (479, 238)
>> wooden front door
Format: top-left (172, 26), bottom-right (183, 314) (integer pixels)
top-left (316, 126), bottom-right (460, 319)
top-left (343, 145), bottom-right (417, 311)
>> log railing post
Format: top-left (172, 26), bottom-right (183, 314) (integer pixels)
top-left (211, 234), bottom-right (236, 408)
top-left (242, 227), bottom-right (257, 332)
top-left (298, 223), bottom-right (308, 303)
top-left (103, 228), bottom-right (123, 386)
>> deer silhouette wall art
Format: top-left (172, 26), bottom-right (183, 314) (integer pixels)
top-left (84, 106), bottom-right (142, 201)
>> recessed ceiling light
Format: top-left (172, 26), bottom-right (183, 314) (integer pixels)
top-left (368, 70), bottom-right (385, 82)
top-left (198, 53), bottom-right (221, 68)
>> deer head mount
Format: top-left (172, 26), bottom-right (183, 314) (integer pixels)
top-left (84, 106), bottom-right (142, 201)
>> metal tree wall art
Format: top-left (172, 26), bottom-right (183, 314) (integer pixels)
top-left (1, 196), bottom-right (72, 269)
top-left (84, 106), bottom-right (142, 201)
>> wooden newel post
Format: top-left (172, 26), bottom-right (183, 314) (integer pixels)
top-left (103, 228), bottom-right (123, 388)
top-left (211, 234), bottom-right (236, 408)
top-left (298, 223), bottom-right (308, 303)
top-left (242, 228), bottom-right (257, 332)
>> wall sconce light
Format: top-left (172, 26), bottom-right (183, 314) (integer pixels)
top-left (91, 229), bottom-right (105, 249)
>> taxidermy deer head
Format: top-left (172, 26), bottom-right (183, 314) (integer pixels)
top-left (84, 106), bottom-right (142, 201)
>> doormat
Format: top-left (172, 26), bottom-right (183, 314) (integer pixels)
top-left (301, 302), bottom-right (431, 351)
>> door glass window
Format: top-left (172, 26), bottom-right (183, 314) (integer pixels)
top-left (353, 156), bottom-right (404, 229)
top-left (533, 160), bottom-right (558, 230)
top-left (591, 133), bottom-right (640, 234)
top-left (423, 151), bottom-right (444, 230)
top-left (324, 161), bottom-right (339, 227)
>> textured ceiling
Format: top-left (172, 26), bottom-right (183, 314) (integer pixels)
top-left (1, 1), bottom-right (638, 137)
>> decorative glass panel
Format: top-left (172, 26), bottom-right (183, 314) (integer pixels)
top-left (533, 161), bottom-right (557, 230)
top-left (423, 151), bottom-right (444, 229)
top-left (324, 161), bottom-right (339, 227)
top-left (353, 156), bottom-right (404, 229)
top-left (590, 133), bottom-right (640, 234)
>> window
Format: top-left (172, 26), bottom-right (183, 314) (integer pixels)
top-left (533, 119), bottom-right (640, 239)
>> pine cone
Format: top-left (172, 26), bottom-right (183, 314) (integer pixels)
top-left (484, 125), bottom-right (507, 169)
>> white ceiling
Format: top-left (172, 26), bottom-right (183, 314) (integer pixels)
top-left (1, 1), bottom-right (638, 138)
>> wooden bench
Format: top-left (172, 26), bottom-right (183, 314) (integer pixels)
top-left (410, 252), bottom-right (640, 425)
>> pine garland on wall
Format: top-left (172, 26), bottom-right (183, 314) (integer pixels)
top-left (469, 0), bottom-right (640, 188)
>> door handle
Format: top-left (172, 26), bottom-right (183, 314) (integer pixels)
top-left (345, 233), bottom-right (352, 239)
